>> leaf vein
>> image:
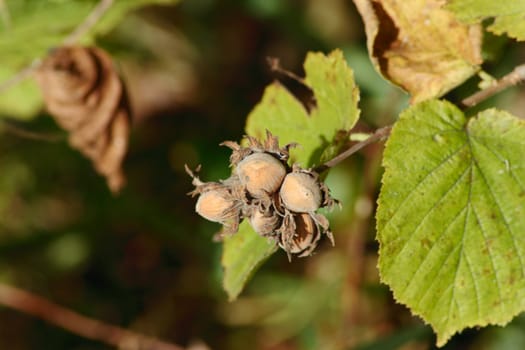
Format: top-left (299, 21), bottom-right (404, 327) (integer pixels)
top-left (464, 251), bottom-right (481, 319)
top-left (469, 139), bottom-right (525, 280)
top-left (382, 142), bottom-right (468, 234)
top-left (446, 164), bottom-right (472, 328)
top-left (397, 165), bottom-right (471, 296)
top-left (471, 200), bottom-right (505, 315)
top-left (413, 206), bottom-right (468, 310)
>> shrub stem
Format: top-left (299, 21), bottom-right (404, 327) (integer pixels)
top-left (315, 125), bottom-right (392, 173)
top-left (0, 282), bottom-right (184, 350)
top-left (461, 64), bottom-right (525, 108)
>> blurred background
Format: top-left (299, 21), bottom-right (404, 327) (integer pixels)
top-left (1, 0), bottom-right (525, 349)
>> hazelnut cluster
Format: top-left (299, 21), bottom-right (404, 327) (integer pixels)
top-left (186, 132), bottom-right (337, 257)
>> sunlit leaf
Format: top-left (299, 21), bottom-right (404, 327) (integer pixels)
top-left (352, 0), bottom-right (482, 103)
top-left (377, 99), bottom-right (525, 346)
top-left (222, 221), bottom-right (278, 301)
top-left (245, 49), bottom-right (360, 167)
top-left (447, 0), bottom-right (525, 41)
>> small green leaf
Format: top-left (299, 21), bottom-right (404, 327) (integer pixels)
top-left (377, 99), bottom-right (525, 346)
top-left (245, 49), bottom-right (360, 167)
top-left (447, 0), bottom-right (525, 41)
top-left (0, 0), bottom-right (180, 66)
top-left (222, 221), bottom-right (278, 301)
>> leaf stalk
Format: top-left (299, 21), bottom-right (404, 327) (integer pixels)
top-left (315, 125), bottom-right (392, 173)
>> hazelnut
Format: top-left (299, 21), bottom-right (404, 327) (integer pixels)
top-left (236, 153), bottom-right (286, 198)
top-left (279, 213), bottom-right (321, 256)
top-left (249, 208), bottom-right (280, 237)
top-left (279, 172), bottom-right (322, 212)
top-left (195, 187), bottom-right (237, 223)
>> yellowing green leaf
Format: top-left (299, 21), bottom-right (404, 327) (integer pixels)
top-left (222, 221), bottom-right (278, 301)
top-left (377, 99), bottom-right (525, 346)
top-left (447, 0), bottom-right (525, 41)
top-left (245, 49), bottom-right (360, 167)
top-left (352, 0), bottom-right (482, 103)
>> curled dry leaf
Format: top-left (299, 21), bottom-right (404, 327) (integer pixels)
top-left (352, 0), bottom-right (482, 103)
top-left (35, 46), bottom-right (131, 193)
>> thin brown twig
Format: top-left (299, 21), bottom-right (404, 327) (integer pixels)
top-left (461, 63), bottom-right (525, 108)
top-left (314, 126), bottom-right (392, 173)
top-left (0, 0), bottom-right (115, 94)
top-left (0, 282), bottom-right (185, 350)
top-left (314, 62), bottom-right (525, 172)
top-left (266, 57), bottom-right (306, 85)
top-left (0, 120), bottom-right (64, 142)
top-left (63, 0), bottom-right (114, 45)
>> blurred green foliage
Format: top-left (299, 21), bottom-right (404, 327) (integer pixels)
top-left (0, 0), bottom-right (524, 349)
top-left (0, 0), bottom-right (180, 117)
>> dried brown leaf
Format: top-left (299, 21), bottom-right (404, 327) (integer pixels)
top-left (353, 0), bottom-right (482, 103)
top-left (35, 46), bottom-right (131, 193)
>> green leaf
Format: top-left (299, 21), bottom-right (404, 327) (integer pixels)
top-left (377, 99), bottom-right (525, 346)
top-left (0, 67), bottom-right (42, 119)
top-left (447, 0), bottom-right (525, 41)
top-left (1, 0), bottom-right (180, 66)
top-left (245, 49), bottom-right (360, 167)
top-left (0, 0), bottom-right (180, 119)
top-left (221, 221), bottom-right (278, 301)
top-left (222, 50), bottom-right (359, 301)
top-left (95, 0), bottom-right (180, 34)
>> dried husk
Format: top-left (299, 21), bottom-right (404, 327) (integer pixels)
top-left (221, 130), bottom-right (295, 166)
top-left (248, 206), bottom-right (281, 237)
top-left (279, 213), bottom-right (321, 258)
top-left (35, 46), bottom-right (131, 193)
